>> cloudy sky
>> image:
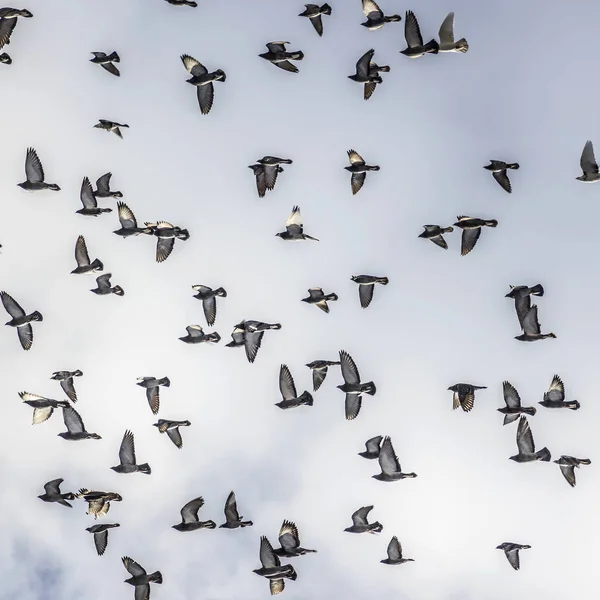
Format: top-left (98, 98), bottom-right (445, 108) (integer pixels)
top-left (1, 0), bottom-right (599, 599)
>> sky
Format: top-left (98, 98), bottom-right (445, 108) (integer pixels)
top-left (1, 1), bottom-right (599, 599)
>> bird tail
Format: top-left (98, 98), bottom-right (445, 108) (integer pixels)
top-left (545, 333), bottom-right (557, 339)
top-left (29, 311), bottom-right (43, 322)
top-left (378, 65), bottom-right (391, 72)
top-left (186, 0), bottom-right (198, 5)
top-left (535, 447), bottom-right (551, 462)
top-left (326, 293), bottom-right (338, 302)
top-left (208, 332), bottom-right (221, 343)
top-left (300, 392), bottom-right (314, 406)
top-left (241, 520), bottom-right (253, 527)
top-left (216, 287), bottom-right (228, 297)
top-left (21, 9), bottom-right (33, 17)
top-left (507, 163), bottom-right (520, 170)
top-left (73, 370), bottom-right (83, 377)
top-left (386, 14), bottom-right (402, 22)
top-left (529, 284), bottom-right (544, 297)
top-left (149, 572), bottom-right (163, 584)
top-left (101, 208), bottom-right (112, 214)
top-left (443, 226), bottom-right (454, 233)
top-left (424, 40), bottom-right (439, 54)
top-left (292, 51), bottom-right (304, 61)
top-left (485, 219), bottom-right (498, 227)
top-left (369, 521), bottom-right (383, 533)
top-left (203, 520), bottom-right (217, 529)
top-left (321, 3), bottom-right (332, 15)
top-left (522, 406), bottom-right (537, 416)
top-left (455, 38), bottom-right (469, 52)
top-left (137, 463), bottom-right (152, 475)
top-left (63, 492), bottom-right (76, 501)
top-left (215, 69), bottom-right (226, 82)
top-left (377, 277), bottom-right (389, 285)
top-left (304, 235), bottom-right (320, 241)
top-left (567, 400), bottom-right (580, 410)
top-left (364, 382), bottom-right (377, 396)
top-left (112, 286), bottom-right (125, 296)
top-left (269, 323), bottom-right (282, 330)
top-left (158, 377), bottom-right (171, 387)
top-left (91, 259), bottom-right (104, 271)
top-left (177, 229), bottom-right (190, 240)
top-left (48, 184), bottom-right (61, 191)
top-left (108, 51), bottom-right (120, 62)
top-left (286, 566), bottom-right (298, 581)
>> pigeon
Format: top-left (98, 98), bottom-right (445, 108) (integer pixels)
top-left (554, 455), bottom-right (591, 487)
top-left (165, 0), bottom-right (197, 5)
top-left (484, 160), bottom-right (519, 193)
top-left (299, 3), bottom-right (331, 36)
top-left (77, 177), bottom-right (112, 217)
top-left (225, 324), bottom-right (247, 349)
top-left (113, 202), bottom-right (152, 237)
top-left (359, 435), bottom-right (382, 459)
top-left (181, 54), bottom-right (226, 115)
top-left (0, 7), bottom-right (33, 18)
top-left (337, 349), bottom-right (376, 420)
top-left (232, 320), bottom-right (281, 363)
top-left (179, 325), bottom-right (221, 344)
top-left (17, 147), bottom-right (60, 191)
top-left (86, 523), bottom-right (120, 556)
top-left (347, 49), bottom-right (387, 101)
top-left (256, 156), bottom-right (293, 194)
top-left (276, 364), bottom-right (313, 410)
top-left (350, 275), bottom-right (388, 308)
top-left (539, 375), bottom-right (580, 410)
top-left (1, 291), bottom-right (42, 350)
top-left (361, 0), bottom-right (401, 31)
top-left (418, 225), bottom-right (454, 249)
top-left (305, 359), bottom-right (340, 392)
top-left (111, 430), bottom-right (151, 475)
top-left (345, 150), bottom-right (380, 195)
top-left (20, 391), bottom-right (69, 424)
top-left (220, 491), bottom-right (253, 528)
top-left (90, 51), bottom-right (120, 76)
top-left (259, 41), bottom-right (304, 73)
top-left (94, 172), bottom-right (123, 198)
top-left (381, 536), bottom-right (414, 565)
top-left (136, 377), bottom-right (170, 415)
top-left (172, 496), bottom-right (216, 531)
top-left (71, 235), bottom-right (104, 275)
top-left (496, 543), bottom-right (530, 571)
top-left (144, 221), bottom-right (190, 263)
top-left (58, 406), bottom-right (101, 441)
top-left (498, 381), bottom-right (536, 425)
top-left (122, 556), bottom-right (163, 598)
top-left (438, 12), bottom-right (468, 53)
top-left (447, 383), bottom-right (487, 413)
top-left (302, 288), bottom-right (338, 313)
top-left (94, 119), bottom-right (128, 139)
top-left (0, 53), bottom-right (10, 64)
top-left (153, 419), bottom-right (190, 448)
top-left (276, 206), bottom-right (319, 241)
top-left (400, 10), bottom-right (439, 58)
top-left (76, 489), bottom-right (122, 519)
top-left (253, 536), bottom-right (297, 596)
top-left (38, 478), bottom-right (75, 507)
top-left (91, 274), bottom-right (124, 296)
top-left (505, 284), bottom-right (544, 330)
top-left (51, 370), bottom-right (83, 403)
top-left (344, 505), bottom-right (383, 533)
top-left (273, 520), bottom-right (317, 556)
top-left (192, 285), bottom-right (227, 326)
top-left (453, 216), bottom-right (498, 256)
top-left (364, 59), bottom-right (390, 100)
top-left (372, 436), bottom-right (417, 482)
top-left (0, 8), bottom-right (32, 54)
top-left (577, 140), bottom-right (600, 182)
top-left (514, 305), bottom-right (556, 342)
top-left (249, 164), bottom-right (283, 198)
top-left (509, 416), bottom-right (551, 463)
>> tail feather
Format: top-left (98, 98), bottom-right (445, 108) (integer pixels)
top-left (91, 259), bottom-right (104, 270)
top-left (443, 227), bottom-right (454, 233)
top-left (508, 163), bottom-right (520, 170)
top-left (536, 448), bottom-right (551, 462)
top-left (579, 458), bottom-right (592, 465)
top-left (158, 377), bottom-right (171, 387)
top-left (378, 277), bottom-right (389, 285)
top-left (113, 286), bottom-right (124, 296)
top-left (370, 521), bottom-right (383, 533)
top-left (48, 184), bottom-right (61, 191)
top-left (109, 51), bottom-right (120, 62)
top-left (73, 370), bottom-right (83, 377)
top-left (568, 401), bottom-right (580, 410)
top-left (215, 69), bottom-right (226, 82)
top-left (365, 382), bottom-right (376, 396)
top-left (241, 520), bottom-right (253, 527)
top-left (271, 323), bottom-right (282, 330)
top-left (386, 15), bottom-right (401, 22)
top-left (29, 311), bottom-right (43, 322)
top-left (378, 65), bottom-right (390, 72)
top-left (424, 40), bottom-right (439, 54)
top-left (204, 520), bottom-right (217, 529)
top-left (530, 284), bottom-right (544, 297)
top-left (150, 572), bottom-right (163, 585)
top-left (485, 220), bottom-right (498, 227)
top-left (523, 406), bottom-right (537, 416)
top-left (294, 51), bottom-right (305, 61)
top-left (300, 392), bottom-right (314, 406)
top-left (321, 3), bottom-right (332, 15)
top-left (216, 287), bottom-right (227, 297)
top-left (326, 294), bottom-right (338, 301)
top-left (138, 463), bottom-right (151, 474)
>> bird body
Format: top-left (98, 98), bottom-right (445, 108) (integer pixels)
top-left (539, 375), bottom-right (579, 410)
top-left (276, 364), bottom-right (313, 409)
top-left (91, 273), bottom-right (124, 296)
top-left (400, 11), bottom-right (439, 57)
top-left (496, 543), bottom-right (530, 570)
top-left (259, 42), bottom-right (304, 73)
top-left (509, 416), bottom-right (551, 463)
top-left (344, 505), bottom-right (382, 533)
top-left (192, 285), bottom-right (227, 326)
top-left (179, 324), bottom-right (221, 344)
top-left (505, 284), bottom-right (544, 330)
top-left (372, 436), bottom-right (417, 481)
top-left (111, 430), bottom-right (151, 474)
top-left (220, 491), bottom-right (253, 528)
top-left (337, 350), bottom-right (376, 420)
top-left (301, 287), bottom-right (338, 313)
top-left (71, 235), bottom-right (103, 274)
top-left (498, 381), bottom-right (536, 425)
top-left (453, 216), bottom-right (498, 256)
top-left (418, 225), bottom-right (454, 249)
top-left (144, 221), bottom-right (189, 262)
top-left (38, 478), bottom-right (75, 507)
top-left (2, 291), bottom-right (42, 351)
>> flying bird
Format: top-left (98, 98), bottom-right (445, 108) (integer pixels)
top-left (301, 288), bottom-right (338, 313)
top-left (259, 41), bottom-right (304, 73)
top-left (249, 164), bottom-right (283, 198)
top-left (253, 536), bottom-right (297, 596)
top-left (181, 54), bottom-right (226, 115)
top-left (113, 202), bottom-right (152, 237)
top-left (256, 156), bottom-right (293, 195)
top-left (94, 172), bottom-right (123, 198)
top-left (1, 291), bottom-right (42, 350)
top-left (453, 216), bottom-right (498, 256)
top-left (554, 455), bottom-right (591, 487)
top-left (276, 206), bottom-right (319, 241)
top-left (509, 416), bottom-right (551, 463)
top-left (299, 3), bottom-right (331, 36)
top-left (350, 274), bottom-right (388, 308)
top-left (179, 325), bottom-right (221, 344)
top-left (0, 8), bottom-right (32, 56)
top-left (192, 285), bottom-right (227, 326)
top-left (273, 520), bottom-right (317, 556)
top-left (58, 406), bottom-right (101, 441)
top-left (359, 435), bottom-right (382, 459)
top-left (337, 349), bottom-right (376, 420)
top-left (17, 147), bottom-right (60, 191)
top-left (347, 49), bottom-right (387, 101)
top-left (20, 391), bottom-right (69, 424)
top-left (400, 10), bottom-right (439, 58)
top-left (228, 322), bottom-right (260, 363)
top-left (76, 489), bottom-right (122, 519)
top-left (71, 235), bottom-right (104, 275)
top-left (496, 543), bottom-right (530, 571)
top-left (51, 370), bottom-right (83, 403)
top-left (498, 381), bottom-right (536, 425)
top-left (77, 177), bottom-right (112, 217)
top-left (361, 0), bottom-right (401, 31)
top-left (305, 359), bottom-right (340, 392)
top-left (514, 305), bottom-right (556, 342)
top-left (90, 51), bottom-right (120, 76)
top-left (438, 12), bottom-right (468, 53)
top-left (86, 523), bottom-right (120, 556)
top-left (505, 284), bottom-right (544, 330)
top-left (153, 419), bottom-right (190, 448)
top-left (220, 491), bottom-right (253, 528)
top-left (111, 430), bottom-right (151, 474)
top-left (137, 377), bottom-right (170, 415)
top-left (165, 0), bottom-right (197, 5)
top-left (539, 375), bottom-right (580, 410)
top-left (90, 274), bottom-right (124, 296)
top-left (276, 364), bottom-right (313, 410)
top-left (418, 225), bottom-right (454, 249)
top-left (373, 436), bottom-right (417, 482)
top-left (344, 505), bottom-right (382, 533)
top-left (345, 150), bottom-right (380, 195)
top-left (484, 160), bottom-right (519, 193)
top-left (38, 478), bottom-right (75, 507)
top-left (172, 496), bottom-right (216, 532)
top-left (381, 536), bottom-right (414, 565)
top-left (447, 383), bottom-right (487, 413)
top-left (122, 556), bottom-right (163, 599)
top-left (94, 119), bottom-right (128, 139)
top-left (144, 221), bottom-right (190, 263)
top-left (577, 140), bottom-right (600, 182)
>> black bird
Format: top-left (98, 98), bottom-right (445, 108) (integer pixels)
top-left (453, 216), bottom-right (498, 256)
top-left (305, 359), bottom-right (340, 392)
top-left (361, 0), bottom-right (401, 31)
top-left (344, 505), bottom-right (382, 533)
top-left (51, 370), bottom-right (83, 403)
top-left (20, 392), bottom-right (69, 424)
top-left (122, 556), bottom-right (163, 598)
top-left (90, 51), bottom-right (120, 76)
top-left (496, 543), bottom-right (530, 571)
top-left (181, 54), bottom-right (226, 115)
top-left (301, 288), bottom-right (338, 313)
top-left (77, 177), bottom-right (112, 217)
top-left (447, 383), bottom-right (487, 413)
top-left (345, 150), bottom-right (380, 195)
top-left (505, 284), bottom-right (544, 330)
top-left (273, 520), bottom-right (317, 557)
top-left (90, 274), bottom-right (124, 296)
top-left (364, 59), bottom-right (390, 100)
top-left (0, 53), bottom-right (10, 64)
top-left (351, 275), bottom-right (388, 308)
top-left (276, 364), bottom-right (313, 410)
top-left (484, 160), bottom-right (519, 193)
top-left (249, 163), bottom-right (283, 198)
top-left (113, 202), bottom-right (152, 237)
top-left (38, 478), bottom-right (75, 507)
top-left (58, 406), bottom-right (101, 441)
top-left (348, 49), bottom-right (384, 101)
top-left (400, 10), bottom-right (439, 58)
top-left (1, 291), bottom-right (42, 350)
top-left (554, 456), bottom-right (591, 487)
top-left (172, 496), bottom-right (216, 532)
top-left (71, 235), bottom-right (104, 275)
top-left (514, 305), bottom-right (556, 342)
top-left (299, 3), bottom-right (331, 36)
top-left (137, 377), bottom-right (170, 415)
top-left (110, 430), bottom-right (151, 475)
top-left (509, 416), bottom-right (551, 463)
top-left (337, 350), bottom-right (376, 420)
top-left (179, 325), bottom-right (221, 344)
top-left (0, 8), bottom-right (32, 57)
top-left (259, 41), bottom-right (304, 73)
top-left (418, 225), bottom-right (454, 249)
top-left (359, 435), bottom-right (382, 459)
top-left (94, 172), bottom-right (123, 198)
top-left (577, 140), bottom-right (600, 183)
top-left (220, 491), bottom-right (253, 528)
top-left (17, 147), bottom-right (60, 191)
top-left (381, 536), bottom-right (414, 565)
top-left (144, 221), bottom-right (190, 263)
top-left (498, 381), bottom-right (536, 425)
top-left (94, 119), bottom-right (128, 139)
top-left (192, 285), bottom-right (227, 326)
top-left (276, 206), bottom-right (319, 241)
top-left (153, 419), bottom-right (190, 448)
top-left (86, 523), bottom-right (120, 556)
top-left (539, 375), bottom-right (580, 410)
top-left (372, 436), bottom-right (417, 482)
top-left (256, 156), bottom-right (292, 195)
top-left (165, 0), bottom-right (197, 5)
top-left (253, 536), bottom-right (297, 596)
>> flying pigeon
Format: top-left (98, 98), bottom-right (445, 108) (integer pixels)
top-left (172, 496), bottom-right (216, 532)
top-left (345, 150), bottom-right (380, 195)
top-left (539, 375), bottom-right (580, 410)
top-left (17, 147), bottom-right (60, 191)
top-left (438, 12), bottom-right (468, 53)
top-left (153, 419), bottom-right (191, 448)
top-left (259, 41), bottom-right (304, 73)
top-left (514, 305), bottom-right (556, 342)
top-left (51, 370), bottom-right (83, 403)
top-left (372, 436), bottom-right (417, 482)
top-left (71, 235), bottom-right (104, 274)
top-left (110, 430), bottom-right (151, 474)
top-left (90, 51), bottom-right (120, 76)
top-left (400, 10), bottom-right (439, 58)
top-left (344, 505), bottom-right (382, 533)
top-left (305, 359), bottom-right (340, 392)
top-left (577, 140), bottom-right (600, 182)
top-left (447, 383), bottom-right (487, 413)
top-left (276, 364), bottom-right (313, 410)
top-left (192, 285), bottom-right (227, 326)
top-left (381, 536), bottom-right (414, 565)
top-left (273, 520), bottom-right (317, 556)
top-left (350, 275), bottom-right (388, 308)
top-left (337, 349), bottom-right (376, 420)
top-left (361, 0), bottom-right (401, 31)
top-left (1, 290), bottom-right (42, 350)
top-left (38, 478), bottom-right (75, 508)
top-left (252, 536), bottom-right (297, 596)
top-left (90, 274), bottom-right (124, 296)
top-left (509, 416), bottom-right (551, 463)
top-left (453, 216), bottom-right (498, 256)
top-left (220, 491), bottom-right (253, 528)
top-left (418, 225), bottom-right (454, 249)
top-left (498, 381), bottom-right (536, 425)
top-left (86, 523), bottom-right (120, 556)
top-left (276, 206), bottom-right (319, 241)
top-left (301, 287), bottom-right (338, 313)
top-left (94, 119), bottom-right (129, 139)
top-left (484, 160), bottom-right (519, 193)
top-left (181, 54), bottom-right (226, 115)
top-left (299, 3), bottom-right (331, 36)
top-left (554, 455), bottom-right (591, 487)
top-left (496, 543), bottom-right (530, 571)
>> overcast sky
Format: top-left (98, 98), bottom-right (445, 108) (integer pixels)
top-left (1, 1), bottom-right (599, 599)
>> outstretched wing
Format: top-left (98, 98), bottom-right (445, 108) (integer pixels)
top-left (279, 364), bottom-right (298, 400)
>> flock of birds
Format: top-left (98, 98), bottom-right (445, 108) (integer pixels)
top-left (1, 1), bottom-right (596, 598)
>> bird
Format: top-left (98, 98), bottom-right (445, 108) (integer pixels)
top-left (276, 364), bottom-right (313, 410)
top-left (0, 8), bottom-right (32, 55)
top-left (483, 160), bottom-right (519, 193)
top-left (337, 349), bottom-right (376, 420)
top-left (344, 505), bottom-right (383, 534)
top-left (0, 53), bottom-right (10, 64)
top-left (179, 324), bottom-right (221, 344)
top-left (58, 406), bottom-right (101, 441)
top-left (373, 436), bottom-right (417, 482)
top-left (447, 383), bottom-right (487, 413)
top-left (192, 285), bottom-right (227, 326)
top-left (220, 491), bottom-right (253, 528)
top-left (418, 225), bottom-right (454, 249)
top-left (76, 489), bottom-right (122, 519)
top-left (136, 377), bottom-right (170, 415)
top-left (361, 0), bottom-right (401, 31)
top-left (181, 54), bottom-right (226, 115)
top-left (381, 536), bottom-right (414, 565)
top-left (438, 12), bottom-right (468, 53)
top-left (38, 478), bottom-right (75, 508)
top-left (577, 140), bottom-right (600, 182)
top-left (90, 51), bottom-right (120, 76)
top-left (249, 164), bottom-right (283, 198)
top-left (71, 235), bottom-right (104, 275)
top-left (350, 275), bottom-right (388, 308)
top-left (17, 147), bottom-right (60, 191)
top-left (514, 305), bottom-right (556, 342)
top-left (400, 10), bottom-right (439, 58)
top-left (505, 284), bottom-right (545, 330)
top-left (256, 156), bottom-right (293, 195)
top-left (453, 216), bottom-right (498, 256)
top-left (172, 496), bottom-right (216, 531)
top-left (273, 520), bottom-right (317, 556)
top-left (364, 59), bottom-right (390, 100)
top-left (301, 288), bottom-right (338, 313)
top-left (359, 435), bottom-right (382, 459)
top-left (165, 0), bottom-right (197, 5)
top-left (91, 274), bottom-right (124, 296)
top-left (94, 172), bottom-right (123, 198)
top-left (77, 177), bottom-right (112, 217)
top-left (539, 375), bottom-right (580, 410)
top-left (1, 291), bottom-right (42, 351)
top-left (299, 3), bottom-right (331, 36)
top-left (111, 430), bottom-right (151, 475)
top-left (305, 359), bottom-right (340, 392)
top-left (122, 556), bottom-right (163, 599)
top-left (347, 49), bottom-right (385, 101)
top-left (510, 416), bottom-right (551, 463)
top-left (50, 370), bottom-right (82, 403)
top-left (229, 320), bottom-right (281, 363)
top-left (496, 543), bottom-right (530, 571)
top-left (153, 419), bottom-right (190, 448)
top-left (225, 324), bottom-right (247, 350)
top-left (345, 150), bottom-right (380, 195)
top-left (253, 536), bottom-right (297, 596)
top-left (144, 221), bottom-right (190, 263)
top-left (86, 523), bottom-right (120, 556)
top-left (554, 456), bottom-right (591, 487)
top-left (259, 41), bottom-right (304, 73)
top-left (94, 119), bottom-right (129, 139)
top-left (498, 381), bottom-right (536, 425)
top-left (20, 391), bottom-right (69, 424)
top-left (276, 206), bottom-right (319, 241)
top-left (113, 202), bottom-right (153, 237)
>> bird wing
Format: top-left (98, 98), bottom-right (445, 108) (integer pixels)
top-left (60, 378), bottom-right (77, 402)
top-left (224, 491), bottom-right (241, 522)
top-left (285, 206), bottom-right (303, 228)
top-left (166, 427), bottom-right (183, 448)
top-left (273, 60), bottom-right (298, 73)
top-left (278, 520), bottom-right (300, 551)
top-left (75, 235), bottom-right (91, 267)
top-left (117, 202), bottom-right (138, 229)
top-left (25, 147), bottom-right (45, 183)
top-left (352, 505), bottom-right (372, 526)
top-left (17, 324), bottom-right (33, 351)
top-left (492, 170), bottom-right (512, 193)
top-left (270, 580), bottom-right (285, 595)
top-left (263, 164), bottom-right (280, 191)
top-left (197, 82), bottom-right (214, 115)
top-left (145, 389), bottom-right (160, 414)
top-left (95, 172), bottom-right (112, 194)
top-left (244, 331), bottom-right (264, 363)
top-left (559, 464), bottom-right (576, 487)
top-left (347, 149), bottom-right (365, 165)
top-left (439, 12), bottom-right (455, 44)
top-left (506, 548), bottom-right (520, 570)
top-left (279, 364), bottom-right (298, 400)
top-left (96, 273), bottom-right (112, 289)
top-left (378, 437), bottom-right (401, 474)
top-left (356, 49), bottom-right (375, 78)
top-left (362, 0), bottom-right (382, 17)
top-left (181, 54), bottom-right (207, 77)
top-left (0, 16), bottom-right (17, 50)
top-left (358, 283), bottom-right (374, 308)
top-left (101, 62), bottom-right (120, 76)
top-left (364, 81), bottom-right (377, 101)
top-left (253, 166), bottom-right (267, 197)
top-left (387, 536), bottom-right (402, 561)
top-left (63, 406), bottom-right (85, 434)
top-left (156, 237), bottom-right (175, 263)
top-left (1, 291), bottom-right (25, 318)
top-left (460, 228), bottom-right (481, 256)
top-left (259, 536), bottom-right (280, 568)
top-left (266, 42), bottom-right (288, 52)
top-left (516, 417), bottom-right (535, 454)
top-left (345, 393), bottom-right (362, 420)
top-left (351, 172), bottom-right (366, 195)
top-left (460, 388), bottom-right (475, 412)
top-left (118, 430), bottom-right (137, 466)
top-left (308, 287), bottom-right (323, 299)
top-left (514, 294), bottom-right (532, 330)
top-left (80, 177), bottom-right (98, 208)
top-left (134, 585), bottom-right (150, 600)
top-left (202, 296), bottom-right (217, 327)
top-left (181, 496), bottom-right (204, 523)
top-left (429, 234), bottom-right (448, 249)
top-left (546, 374), bottom-right (565, 401)
top-left (365, 435), bottom-right (382, 454)
top-left (521, 305), bottom-right (541, 335)
top-left (312, 367), bottom-right (326, 391)
top-left (502, 381), bottom-right (522, 408)
top-left (94, 530), bottom-right (109, 555)
top-left (339, 350), bottom-right (360, 384)
top-left (122, 556), bottom-right (147, 577)
top-left (581, 140), bottom-right (598, 175)
top-left (404, 10), bottom-right (424, 47)
top-left (44, 478), bottom-right (63, 495)
top-left (309, 13), bottom-right (324, 36)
